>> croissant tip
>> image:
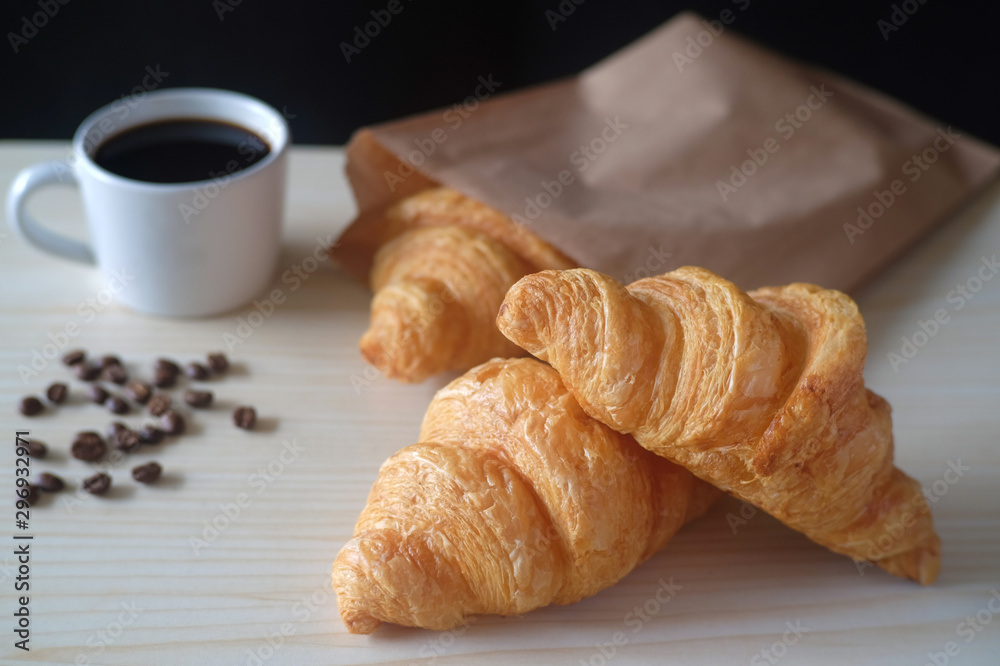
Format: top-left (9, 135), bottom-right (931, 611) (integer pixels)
top-left (876, 536), bottom-right (941, 585)
top-left (342, 609), bottom-right (382, 635)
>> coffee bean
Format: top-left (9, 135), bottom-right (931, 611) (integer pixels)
top-left (100, 355), bottom-right (123, 369)
top-left (154, 358), bottom-right (180, 375)
top-left (148, 394), bottom-right (171, 417)
top-left (183, 389), bottom-right (213, 408)
top-left (101, 363), bottom-right (128, 385)
top-left (23, 485), bottom-right (41, 506)
top-left (82, 472), bottom-right (111, 495)
top-left (126, 380), bottom-right (152, 404)
top-left (160, 409), bottom-right (185, 435)
top-left (153, 367), bottom-right (177, 388)
top-left (137, 425), bottom-right (164, 444)
top-left (74, 362), bottom-right (101, 381)
top-left (26, 440), bottom-right (47, 458)
top-left (19, 396), bottom-right (44, 416)
top-left (207, 352), bottom-right (229, 374)
top-left (233, 406), bottom-right (257, 430)
top-left (35, 472), bottom-right (65, 492)
top-left (105, 396), bottom-right (129, 415)
top-left (107, 421), bottom-right (127, 440)
top-left (71, 432), bottom-right (106, 462)
top-left (62, 349), bottom-right (86, 366)
top-left (46, 382), bottom-right (68, 404)
top-left (86, 384), bottom-right (109, 404)
top-left (114, 428), bottom-right (142, 453)
top-left (185, 362), bottom-right (210, 380)
top-left (131, 462), bottom-right (162, 484)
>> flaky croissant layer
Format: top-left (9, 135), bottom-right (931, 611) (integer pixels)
top-left (332, 358), bottom-right (719, 633)
top-left (497, 267), bottom-right (941, 585)
top-left (359, 188), bottom-right (576, 383)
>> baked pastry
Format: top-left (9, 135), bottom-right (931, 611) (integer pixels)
top-left (497, 267), bottom-right (941, 585)
top-left (362, 226), bottom-right (531, 381)
top-left (358, 188), bottom-right (575, 382)
top-left (332, 357), bottom-right (719, 633)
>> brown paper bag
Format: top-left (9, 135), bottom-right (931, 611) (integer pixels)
top-left (333, 12), bottom-right (1000, 292)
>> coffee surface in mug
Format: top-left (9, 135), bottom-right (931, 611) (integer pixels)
top-left (93, 118), bottom-right (270, 184)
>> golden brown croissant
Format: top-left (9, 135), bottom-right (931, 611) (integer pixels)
top-left (359, 188), bottom-right (576, 383)
top-left (332, 357), bottom-right (719, 633)
top-left (497, 267), bottom-right (941, 585)
top-left (361, 226), bottom-right (533, 381)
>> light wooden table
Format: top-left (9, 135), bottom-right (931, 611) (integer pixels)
top-left (1, 142), bottom-right (998, 666)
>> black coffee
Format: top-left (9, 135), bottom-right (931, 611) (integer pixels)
top-left (94, 118), bottom-right (270, 183)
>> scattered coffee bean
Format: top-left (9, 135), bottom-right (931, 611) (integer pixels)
top-left (126, 380), bottom-right (152, 404)
top-left (86, 384), bottom-right (109, 404)
top-left (137, 425), bottom-right (164, 444)
top-left (23, 485), bottom-right (42, 506)
top-left (114, 428), bottom-right (142, 453)
top-left (105, 395), bottom-right (129, 415)
top-left (185, 362), bottom-right (210, 380)
top-left (19, 396), bottom-right (44, 416)
top-left (100, 355), bottom-right (122, 369)
top-left (35, 472), bottom-right (65, 493)
top-left (46, 382), bottom-right (68, 404)
top-left (107, 421), bottom-right (127, 440)
top-left (132, 462), bottom-right (162, 484)
top-left (153, 367), bottom-right (177, 388)
top-left (74, 362), bottom-right (101, 381)
top-left (101, 363), bottom-right (128, 385)
top-left (71, 432), bottom-right (106, 462)
top-left (154, 358), bottom-right (180, 375)
top-left (148, 394), bottom-right (171, 417)
top-left (233, 406), bottom-right (257, 430)
top-left (160, 409), bottom-right (185, 435)
top-left (62, 349), bottom-right (86, 366)
top-left (82, 472), bottom-right (111, 495)
top-left (184, 389), bottom-right (213, 408)
top-left (26, 440), bottom-right (47, 458)
top-left (206, 352), bottom-right (229, 374)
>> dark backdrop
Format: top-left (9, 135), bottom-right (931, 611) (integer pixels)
top-left (1, 0), bottom-right (997, 146)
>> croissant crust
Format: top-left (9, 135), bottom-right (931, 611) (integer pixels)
top-left (497, 267), bottom-right (941, 585)
top-left (332, 357), bottom-right (719, 633)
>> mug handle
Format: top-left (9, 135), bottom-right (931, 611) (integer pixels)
top-left (6, 161), bottom-right (95, 264)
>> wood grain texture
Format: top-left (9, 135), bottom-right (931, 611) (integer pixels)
top-left (1, 142), bottom-right (998, 665)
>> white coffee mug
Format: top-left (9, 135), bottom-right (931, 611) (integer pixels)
top-left (6, 88), bottom-right (288, 317)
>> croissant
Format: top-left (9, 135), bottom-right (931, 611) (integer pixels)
top-left (332, 357), bottom-right (719, 633)
top-left (359, 188), bottom-right (575, 382)
top-left (497, 267), bottom-right (941, 585)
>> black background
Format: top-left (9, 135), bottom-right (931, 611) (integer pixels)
top-left (1, 0), bottom-right (997, 146)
